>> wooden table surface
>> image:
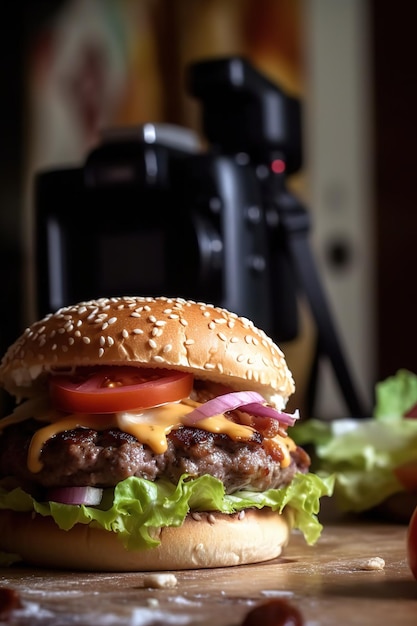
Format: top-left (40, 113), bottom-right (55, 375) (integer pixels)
top-left (1, 518), bottom-right (416, 625)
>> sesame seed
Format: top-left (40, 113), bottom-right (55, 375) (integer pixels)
top-left (108, 317), bottom-right (117, 325)
top-left (237, 354), bottom-right (245, 362)
top-left (180, 319), bottom-right (188, 326)
top-left (83, 337), bottom-right (91, 344)
top-left (218, 332), bottom-right (227, 341)
top-left (162, 344), bottom-right (172, 353)
top-left (68, 337), bottom-right (75, 345)
top-left (191, 512), bottom-right (202, 521)
top-left (168, 314), bottom-right (179, 319)
top-left (74, 330), bottom-right (81, 338)
top-left (230, 337), bottom-right (238, 343)
top-left (107, 337), bottom-right (114, 346)
top-left (52, 344), bottom-right (57, 351)
top-left (155, 320), bottom-right (166, 327)
top-left (148, 339), bottom-right (157, 349)
top-left (100, 336), bottom-right (105, 347)
top-left (102, 322), bottom-right (108, 330)
top-left (204, 363), bottom-right (215, 370)
top-left (152, 328), bottom-right (162, 337)
top-left (184, 339), bottom-right (194, 345)
top-left (208, 321), bottom-right (216, 330)
top-left (98, 348), bottom-right (104, 357)
top-left (122, 329), bottom-right (129, 338)
top-left (133, 329), bottom-right (143, 335)
top-left (87, 308), bottom-right (99, 320)
top-left (148, 316), bottom-right (156, 323)
top-left (130, 312), bottom-right (141, 318)
top-left (207, 514), bottom-right (216, 524)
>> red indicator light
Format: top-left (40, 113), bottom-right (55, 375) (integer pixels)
top-left (271, 159), bottom-right (286, 174)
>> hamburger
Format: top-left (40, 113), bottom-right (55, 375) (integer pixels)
top-left (0, 296), bottom-right (332, 571)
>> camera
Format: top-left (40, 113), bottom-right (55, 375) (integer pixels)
top-left (35, 56), bottom-right (301, 340)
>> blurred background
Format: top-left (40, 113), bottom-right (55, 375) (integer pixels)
top-left (0, 0), bottom-right (414, 418)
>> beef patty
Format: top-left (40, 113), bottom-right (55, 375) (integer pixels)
top-left (0, 419), bottom-right (310, 494)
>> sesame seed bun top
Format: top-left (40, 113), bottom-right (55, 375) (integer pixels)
top-left (0, 296), bottom-right (295, 409)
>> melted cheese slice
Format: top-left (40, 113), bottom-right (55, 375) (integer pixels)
top-left (117, 403), bottom-right (254, 455)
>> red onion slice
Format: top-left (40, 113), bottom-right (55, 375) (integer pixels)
top-left (47, 486), bottom-right (103, 506)
top-left (182, 391), bottom-right (299, 427)
top-left (243, 403), bottom-right (300, 426)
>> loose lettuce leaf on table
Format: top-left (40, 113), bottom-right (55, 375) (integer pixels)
top-left (292, 370), bottom-right (417, 513)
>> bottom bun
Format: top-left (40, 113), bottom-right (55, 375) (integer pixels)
top-left (0, 508), bottom-right (291, 572)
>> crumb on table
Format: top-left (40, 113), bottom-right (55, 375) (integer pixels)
top-left (358, 557), bottom-right (385, 571)
top-left (142, 573), bottom-right (178, 589)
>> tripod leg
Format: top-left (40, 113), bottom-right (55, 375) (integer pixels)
top-left (284, 220), bottom-right (369, 417)
top-left (306, 338), bottom-right (320, 416)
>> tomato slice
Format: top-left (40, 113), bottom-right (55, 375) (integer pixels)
top-left (49, 367), bottom-right (193, 414)
top-left (394, 461), bottom-right (417, 493)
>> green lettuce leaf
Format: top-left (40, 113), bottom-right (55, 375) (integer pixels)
top-left (0, 472), bottom-right (333, 554)
top-left (374, 368), bottom-right (417, 419)
top-left (292, 369), bottom-right (417, 512)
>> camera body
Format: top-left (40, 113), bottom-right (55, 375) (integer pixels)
top-left (35, 57), bottom-right (302, 341)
